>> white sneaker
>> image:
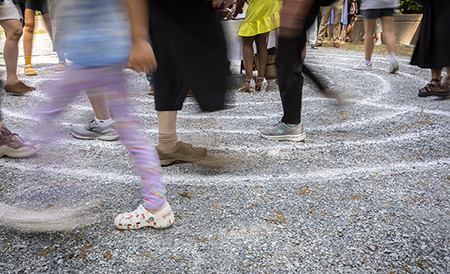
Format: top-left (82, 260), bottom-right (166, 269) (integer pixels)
top-left (375, 39), bottom-right (382, 46)
top-left (389, 59), bottom-right (399, 73)
top-left (352, 61), bottom-right (372, 70)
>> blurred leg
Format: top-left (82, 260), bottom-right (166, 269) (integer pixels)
top-left (364, 18), bottom-right (376, 61)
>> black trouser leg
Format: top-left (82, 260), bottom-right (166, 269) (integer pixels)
top-left (276, 34), bottom-right (306, 125)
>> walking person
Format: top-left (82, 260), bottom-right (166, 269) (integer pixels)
top-left (352, 0), bottom-right (400, 73)
top-left (260, 0), bottom-right (337, 141)
top-left (23, 0), bottom-right (66, 76)
top-left (147, 0), bottom-right (231, 167)
top-left (0, 0), bottom-right (35, 95)
top-left (38, 0), bottom-right (174, 230)
top-left (411, 0), bottom-right (450, 97)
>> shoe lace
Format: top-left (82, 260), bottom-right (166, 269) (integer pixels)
top-left (1, 133), bottom-right (27, 147)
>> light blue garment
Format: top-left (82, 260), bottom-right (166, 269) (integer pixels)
top-left (341, 0), bottom-right (348, 25)
top-left (360, 0), bottom-right (400, 10)
top-left (61, 0), bottom-right (131, 67)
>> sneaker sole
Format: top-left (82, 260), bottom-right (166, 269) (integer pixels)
top-left (72, 132), bottom-right (119, 141)
top-left (260, 132), bottom-right (306, 142)
top-left (0, 144), bottom-right (41, 158)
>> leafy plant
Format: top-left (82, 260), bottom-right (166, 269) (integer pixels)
top-left (398, 0), bottom-right (423, 14)
top-left (355, 0), bottom-right (423, 15)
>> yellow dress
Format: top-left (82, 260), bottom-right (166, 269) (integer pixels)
top-left (238, 0), bottom-right (282, 37)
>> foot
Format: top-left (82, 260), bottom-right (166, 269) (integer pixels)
top-left (24, 64), bottom-right (37, 76)
top-left (334, 42), bottom-right (340, 48)
top-left (0, 124), bottom-right (41, 158)
top-left (255, 77), bottom-right (268, 92)
top-left (54, 62), bottom-right (67, 71)
top-left (114, 202), bottom-right (174, 230)
top-left (148, 86), bottom-right (154, 95)
top-left (326, 39), bottom-right (332, 44)
top-left (315, 42), bottom-right (322, 47)
top-left (375, 39), bottom-right (382, 46)
top-left (389, 59), bottom-right (399, 74)
top-left (418, 78), bottom-right (449, 97)
top-left (238, 79), bottom-right (255, 92)
top-left (260, 122), bottom-right (306, 142)
top-left (71, 119), bottom-right (119, 141)
top-left (310, 44), bottom-right (318, 49)
top-left (352, 61), bottom-right (372, 70)
top-left (4, 81), bottom-right (36, 95)
top-left (156, 141), bottom-right (207, 166)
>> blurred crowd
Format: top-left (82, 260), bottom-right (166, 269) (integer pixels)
top-left (0, 0), bottom-right (448, 231)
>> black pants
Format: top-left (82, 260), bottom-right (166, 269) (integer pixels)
top-left (276, 33), bottom-right (307, 125)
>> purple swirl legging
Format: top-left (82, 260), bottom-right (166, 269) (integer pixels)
top-left (40, 64), bottom-right (166, 210)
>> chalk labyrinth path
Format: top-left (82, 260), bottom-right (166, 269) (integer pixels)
top-left (1, 49), bottom-right (449, 191)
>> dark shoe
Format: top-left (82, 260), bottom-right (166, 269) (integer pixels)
top-left (156, 141), bottom-right (207, 166)
top-left (315, 42), bottom-right (322, 47)
top-left (418, 78), bottom-right (449, 97)
top-left (334, 42), bottom-right (340, 48)
top-left (5, 81), bottom-right (35, 96)
top-left (310, 45), bottom-right (318, 49)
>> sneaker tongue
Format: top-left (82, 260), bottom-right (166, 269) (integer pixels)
top-left (1, 125), bottom-right (13, 136)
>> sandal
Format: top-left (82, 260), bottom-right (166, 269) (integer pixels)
top-left (255, 77), bottom-right (268, 93)
top-left (114, 202), bottom-right (174, 230)
top-left (238, 78), bottom-right (255, 93)
top-left (24, 65), bottom-right (37, 76)
top-left (418, 78), bottom-right (449, 97)
top-left (54, 61), bottom-right (66, 71)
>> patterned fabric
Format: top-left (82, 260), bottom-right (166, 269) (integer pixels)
top-left (39, 65), bottom-right (166, 209)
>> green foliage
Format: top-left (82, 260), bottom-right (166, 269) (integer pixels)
top-left (398, 0), bottom-right (423, 14)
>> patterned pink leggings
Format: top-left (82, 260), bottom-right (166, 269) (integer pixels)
top-left (40, 65), bottom-right (166, 210)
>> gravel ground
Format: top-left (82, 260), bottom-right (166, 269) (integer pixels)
top-left (0, 34), bottom-right (449, 273)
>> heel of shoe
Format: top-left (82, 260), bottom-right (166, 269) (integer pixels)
top-left (238, 79), bottom-right (255, 93)
top-left (255, 77), bottom-right (267, 93)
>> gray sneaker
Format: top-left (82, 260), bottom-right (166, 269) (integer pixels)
top-left (71, 119), bottom-right (119, 141)
top-left (353, 61), bottom-right (372, 70)
top-left (260, 122), bottom-right (306, 142)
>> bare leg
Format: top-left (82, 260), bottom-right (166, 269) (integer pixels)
top-left (327, 23), bottom-right (333, 41)
top-left (0, 19), bottom-right (23, 85)
top-left (363, 18), bottom-right (376, 62)
top-left (85, 90), bottom-right (111, 120)
top-left (243, 36), bottom-right (255, 76)
top-left (239, 36), bottom-right (256, 91)
top-left (23, 9), bottom-right (35, 59)
top-left (255, 32), bottom-right (269, 86)
top-left (380, 16), bottom-right (396, 55)
top-left (42, 13), bottom-right (52, 38)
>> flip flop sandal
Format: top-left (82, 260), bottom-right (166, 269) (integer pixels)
top-left (24, 65), bottom-right (37, 76)
top-left (418, 78), bottom-right (442, 97)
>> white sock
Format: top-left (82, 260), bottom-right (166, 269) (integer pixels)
top-left (389, 52), bottom-right (397, 63)
top-left (364, 60), bottom-right (372, 66)
top-left (286, 123), bottom-right (299, 128)
top-left (95, 116), bottom-right (113, 127)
